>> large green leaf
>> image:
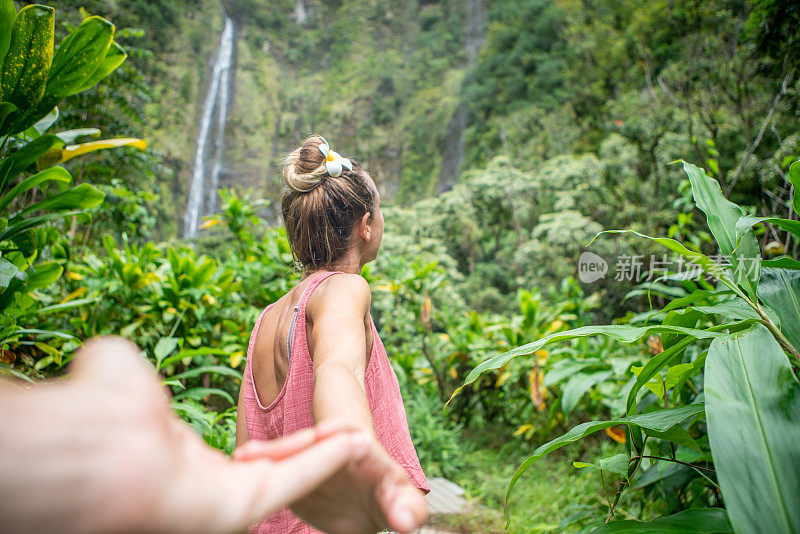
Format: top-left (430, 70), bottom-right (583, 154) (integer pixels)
top-left (590, 508), bottom-right (733, 533)
top-left (8, 15), bottom-right (116, 134)
top-left (173, 387), bottom-right (235, 405)
top-left (705, 326), bottom-right (800, 534)
top-left (0, 256), bottom-right (19, 289)
top-left (504, 404), bottom-right (705, 526)
top-left (0, 0), bottom-right (16, 68)
top-left (171, 365), bottom-right (243, 382)
top-left (449, 324), bottom-right (726, 403)
top-left (682, 161), bottom-right (760, 300)
top-left (757, 267), bottom-right (800, 353)
top-left (154, 337), bottom-right (179, 368)
top-left (71, 40), bottom-right (126, 94)
top-left (735, 216), bottom-right (800, 244)
top-left (0, 209), bottom-right (82, 242)
top-left (0, 166), bottom-right (71, 213)
top-left (13, 182), bottom-right (104, 217)
top-left (788, 161), bottom-right (800, 215)
top-left (573, 453), bottom-right (629, 477)
top-left (561, 370), bottom-right (612, 416)
top-left (46, 16), bottom-right (114, 95)
top-left (24, 261), bottom-right (62, 290)
top-left (0, 5), bottom-right (54, 110)
top-left (593, 230), bottom-right (747, 300)
top-left (0, 134), bottom-right (65, 192)
top-left (625, 320), bottom-right (758, 415)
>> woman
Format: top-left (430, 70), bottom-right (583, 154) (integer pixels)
top-left (236, 136), bottom-right (429, 534)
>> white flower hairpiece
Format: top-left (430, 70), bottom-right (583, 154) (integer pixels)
top-left (318, 137), bottom-right (353, 178)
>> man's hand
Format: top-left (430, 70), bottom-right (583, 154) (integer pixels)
top-left (0, 336), bottom-right (371, 534)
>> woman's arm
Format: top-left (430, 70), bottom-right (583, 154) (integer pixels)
top-left (307, 273), bottom-right (375, 434)
top-left (235, 377), bottom-right (249, 447)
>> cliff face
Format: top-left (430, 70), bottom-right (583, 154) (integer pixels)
top-left (219, 0), bottom-right (483, 208)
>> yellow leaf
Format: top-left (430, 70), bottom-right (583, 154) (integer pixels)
top-left (375, 283), bottom-right (398, 293)
top-left (513, 424), bottom-right (533, 437)
top-left (67, 271), bottom-right (84, 281)
top-left (46, 138), bottom-right (147, 165)
top-left (547, 320), bottom-right (565, 333)
top-left (534, 349), bottom-right (549, 365)
top-left (420, 290), bottom-right (431, 328)
top-left (495, 370), bottom-right (511, 387)
top-left (529, 368), bottom-right (546, 411)
top-left (230, 351), bottom-right (244, 368)
top-left (60, 286), bottom-right (87, 303)
top-left (449, 366), bottom-right (457, 379)
top-left (605, 426), bottom-right (627, 443)
top-left (34, 342), bottom-right (61, 358)
top-left (134, 272), bottom-right (160, 290)
top-left (198, 217), bottom-right (220, 230)
top-left (438, 333), bottom-right (450, 342)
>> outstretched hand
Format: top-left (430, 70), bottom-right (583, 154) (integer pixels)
top-left (0, 336), bottom-right (371, 534)
top-left (248, 436), bottom-right (430, 534)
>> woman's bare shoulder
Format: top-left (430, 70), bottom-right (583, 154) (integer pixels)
top-left (307, 273), bottom-right (371, 317)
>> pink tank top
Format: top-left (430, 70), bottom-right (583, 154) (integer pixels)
top-left (242, 270), bottom-right (430, 533)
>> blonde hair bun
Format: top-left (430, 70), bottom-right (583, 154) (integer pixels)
top-left (282, 136), bottom-right (328, 192)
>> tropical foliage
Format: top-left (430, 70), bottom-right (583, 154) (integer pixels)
top-left (3, 1), bottom-right (800, 532)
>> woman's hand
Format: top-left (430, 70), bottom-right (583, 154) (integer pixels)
top-left (0, 336), bottom-right (372, 534)
top-left (284, 435), bottom-right (429, 534)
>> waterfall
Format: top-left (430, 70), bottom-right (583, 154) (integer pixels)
top-left (182, 14), bottom-right (235, 238)
top-left (440, 0), bottom-right (486, 191)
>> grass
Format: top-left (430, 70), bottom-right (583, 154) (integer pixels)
top-left (436, 425), bottom-right (619, 533)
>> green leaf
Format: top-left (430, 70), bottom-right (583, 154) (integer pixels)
top-left (625, 319), bottom-right (758, 415)
top-left (0, 5), bottom-right (54, 111)
top-left (682, 161), bottom-right (760, 300)
top-left (631, 363), bottom-right (694, 401)
top-left (0, 134), bottom-right (65, 192)
top-left (573, 453), bottom-right (629, 477)
top-left (171, 401), bottom-right (213, 435)
top-left (153, 337), bottom-right (178, 368)
top-left (0, 362), bottom-right (35, 383)
top-left (0, 166), bottom-right (71, 213)
top-left (449, 324), bottom-right (726, 404)
top-left (24, 261), bottom-right (62, 290)
top-left (757, 267), bottom-right (800, 353)
top-left (159, 347), bottom-right (230, 369)
top-left (71, 40), bottom-right (126, 94)
top-left (30, 105), bottom-right (58, 135)
top-left (7, 15), bottom-right (115, 133)
top-left (54, 127), bottom-right (100, 145)
top-left (593, 230), bottom-right (747, 300)
top-left (173, 387), bottom-right (235, 405)
top-left (705, 325), bottom-right (800, 534)
top-left (763, 257), bottom-right (800, 270)
top-left (542, 359), bottom-right (606, 387)
top-left (646, 425), bottom-right (702, 453)
top-left (788, 161), bottom-right (800, 215)
top-left (13, 183), bottom-right (104, 217)
top-left (0, 0), bottom-right (16, 68)
top-left (735, 215), bottom-right (800, 244)
top-left (170, 365), bottom-right (242, 382)
top-left (0, 256), bottom-right (20, 289)
top-left (29, 297), bottom-right (95, 315)
top-left (46, 15), bottom-right (114, 98)
top-left (0, 209), bottom-right (83, 242)
top-left (503, 404), bottom-right (705, 527)
top-left (589, 508), bottom-right (733, 533)
top-left (561, 370), bottom-right (612, 416)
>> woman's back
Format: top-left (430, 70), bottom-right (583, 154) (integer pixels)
top-left (240, 271), bottom-right (429, 533)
